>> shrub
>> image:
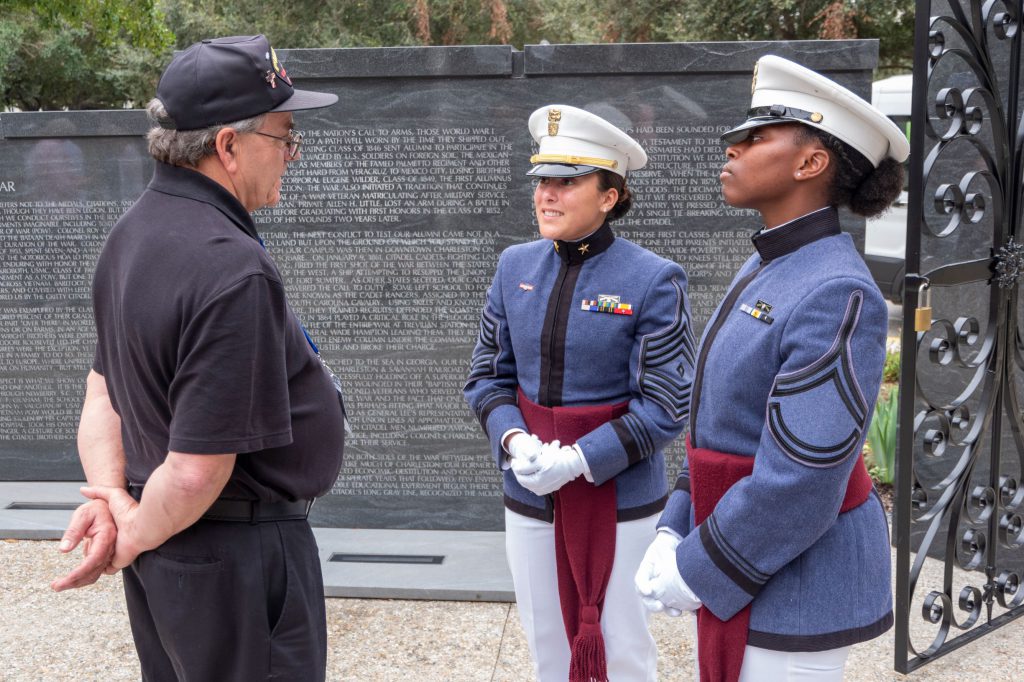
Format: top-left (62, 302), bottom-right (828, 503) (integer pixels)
top-left (883, 349), bottom-right (900, 384)
top-left (866, 386), bottom-right (898, 485)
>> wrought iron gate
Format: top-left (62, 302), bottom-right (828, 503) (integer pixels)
top-left (895, 0), bottom-right (1024, 672)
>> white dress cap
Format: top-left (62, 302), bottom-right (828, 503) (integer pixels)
top-left (721, 55), bottom-right (910, 167)
top-left (527, 104), bottom-right (648, 178)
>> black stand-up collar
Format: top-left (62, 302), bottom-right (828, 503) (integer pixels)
top-left (751, 206), bottom-right (841, 261)
top-left (553, 221), bottom-right (615, 265)
top-left (148, 161), bottom-right (260, 242)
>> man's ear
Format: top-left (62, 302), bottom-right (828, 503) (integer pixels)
top-left (214, 128), bottom-right (240, 173)
top-left (796, 146), bottom-right (830, 181)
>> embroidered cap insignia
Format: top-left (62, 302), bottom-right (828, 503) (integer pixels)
top-left (270, 47), bottom-right (293, 86)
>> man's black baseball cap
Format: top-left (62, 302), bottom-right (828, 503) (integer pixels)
top-left (155, 35), bottom-right (338, 131)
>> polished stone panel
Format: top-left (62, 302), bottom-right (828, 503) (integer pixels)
top-left (0, 41), bottom-right (877, 530)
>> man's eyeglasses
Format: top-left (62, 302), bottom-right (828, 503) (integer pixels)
top-left (252, 129), bottom-right (303, 159)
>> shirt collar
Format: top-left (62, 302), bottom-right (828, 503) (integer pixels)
top-left (553, 221), bottom-right (615, 265)
top-left (751, 206), bottom-right (840, 261)
top-left (148, 161), bottom-right (260, 242)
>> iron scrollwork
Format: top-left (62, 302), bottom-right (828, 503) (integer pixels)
top-left (896, 0), bottom-right (1024, 673)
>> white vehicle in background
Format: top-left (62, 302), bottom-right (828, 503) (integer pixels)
top-left (863, 73), bottom-right (912, 303)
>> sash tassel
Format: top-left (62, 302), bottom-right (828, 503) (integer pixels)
top-left (517, 388), bottom-right (628, 682)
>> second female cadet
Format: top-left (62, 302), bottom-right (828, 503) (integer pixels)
top-left (465, 105), bottom-right (695, 681)
top-left (636, 56), bottom-right (908, 682)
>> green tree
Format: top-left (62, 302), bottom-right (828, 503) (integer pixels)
top-left (406, 0), bottom-right (535, 46)
top-left (530, 0), bottom-right (685, 43)
top-left (1, 0), bottom-right (916, 110)
top-left (0, 1), bottom-right (172, 109)
top-left (157, 0), bottom-right (533, 50)
top-left (664, 0), bottom-right (914, 73)
top-left (159, 0), bottom-right (421, 50)
top-left (30, 0), bottom-right (173, 50)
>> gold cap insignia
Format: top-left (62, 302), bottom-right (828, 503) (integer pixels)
top-left (548, 108), bottom-right (561, 136)
top-left (810, 112), bottom-right (824, 123)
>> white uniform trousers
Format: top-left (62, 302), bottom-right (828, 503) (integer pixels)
top-left (505, 508), bottom-right (659, 682)
top-left (739, 646), bottom-right (851, 681)
top-left (693, 618), bottom-right (851, 682)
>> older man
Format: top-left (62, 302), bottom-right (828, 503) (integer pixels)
top-left (51, 35), bottom-right (346, 681)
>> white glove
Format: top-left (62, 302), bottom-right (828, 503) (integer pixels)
top-left (513, 440), bottom-right (585, 496)
top-left (506, 432), bottom-right (543, 475)
top-left (634, 530), bottom-right (701, 616)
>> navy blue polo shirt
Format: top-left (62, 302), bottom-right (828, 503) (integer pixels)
top-left (91, 162), bottom-right (344, 501)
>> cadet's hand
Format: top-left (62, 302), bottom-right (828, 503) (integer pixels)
top-left (80, 486), bottom-right (145, 572)
top-left (50, 498), bottom-right (117, 591)
top-left (507, 433), bottom-right (543, 476)
top-left (514, 441), bottom-right (585, 496)
top-left (635, 530), bottom-right (700, 615)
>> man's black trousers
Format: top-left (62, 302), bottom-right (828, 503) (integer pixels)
top-left (122, 517), bottom-right (327, 681)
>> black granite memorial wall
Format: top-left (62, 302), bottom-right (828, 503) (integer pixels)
top-left (0, 40), bottom-right (878, 530)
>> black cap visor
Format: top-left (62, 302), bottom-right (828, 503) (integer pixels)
top-left (269, 88), bottom-right (339, 114)
top-left (720, 117), bottom-right (802, 146)
top-left (721, 104), bottom-right (827, 146)
top-left (526, 163), bottom-right (602, 178)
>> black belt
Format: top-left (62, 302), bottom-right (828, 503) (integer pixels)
top-left (127, 485), bottom-right (313, 524)
top-left (203, 498), bottom-right (314, 523)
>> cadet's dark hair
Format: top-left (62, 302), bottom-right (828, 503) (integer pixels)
top-left (795, 125), bottom-right (905, 219)
top-left (596, 169), bottom-right (633, 222)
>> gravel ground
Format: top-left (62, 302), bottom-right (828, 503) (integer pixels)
top-left (3, 538), bottom-right (1023, 681)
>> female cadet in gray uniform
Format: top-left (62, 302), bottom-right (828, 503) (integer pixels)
top-left (465, 105), bottom-right (695, 681)
top-left (635, 56), bottom-right (908, 681)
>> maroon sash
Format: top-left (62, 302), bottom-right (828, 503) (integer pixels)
top-left (686, 434), bottom-right (873, 682)
top-left (517, 388), bottom-right (629, 682)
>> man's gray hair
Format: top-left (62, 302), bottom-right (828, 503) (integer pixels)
top-left (145, 98), bottom-right (266, 167)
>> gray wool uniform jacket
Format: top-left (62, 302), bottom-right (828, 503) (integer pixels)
top-left (465, 222), bottom-right (696, 523)
top-left (660, 206), bottom-right (893, 651)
